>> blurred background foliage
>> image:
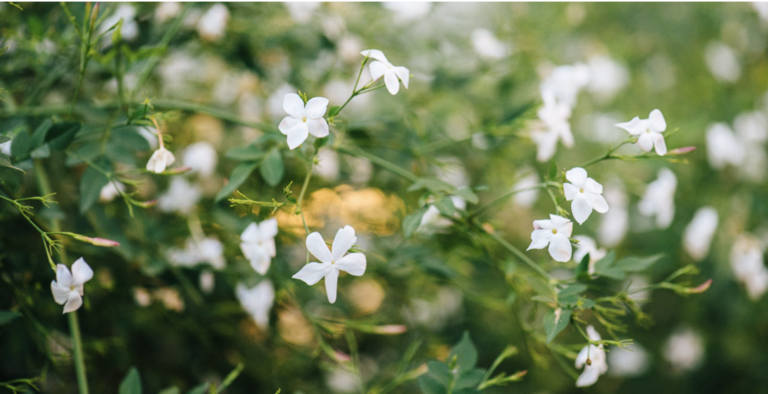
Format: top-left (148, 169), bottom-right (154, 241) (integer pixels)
top-left (1, 2), bottom-right (768, 394)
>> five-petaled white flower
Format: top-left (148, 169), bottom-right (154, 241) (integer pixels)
top-left (240, 218), bottom-right (278, 275)
top-left (527, 214), bottom-right (573, 262)
top-left (575, 325), bottom-right (608, 387)
top-left (361, 49), bottom-right (409, 95)
top-left (236, 280), bottom-right (275, 331)
top-left (639, 168), bottom-right (677, 229)
top-left (531, 90), bottom-right (574, 162)
top-left (563, 167), bottom-right (609, 225)
top-left (51, 257), bottom-right (94, 314)
top-left (292, 225), bottom-right (367, 304)
top-left (278, 93), bottom-right (330, 150)
top-left (615, 109), bottom-right (668, 156)
top-left (146, 146), bottom-right (176, 173)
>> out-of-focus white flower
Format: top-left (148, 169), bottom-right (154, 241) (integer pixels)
top-left (563, 167), bottom-right (609, 225)
top-left (608, 343), bottom-right (650, 377)
top-left (527, 214), bottom-right (573, 262)
top-left (348, 156), bottom-right (373, 185)
top-left (615, 109), bottom-right (668, 156)
top-left (626, 274), bottom-right (651, 305)
top-left (326, 369), bottom-right (361, 393)
top-left (405, 287), bottom-right (464, 330)
top-left (434, 156), bottom-right (469, 188)
top-left (471, 28), bottom-right (510, 60)
top-left (0, 139), bottom-right (11, 156)
top-left (735, 111), bottom-right (768, 182)
top-left (101, 4), bottom-right (138, 42)
top-left (146, 147), bottom-right (176, 173)
top-left (236, 280), bottom-right (275, 330)
top-left (598, 182), bottom-right (628, 247)
top-left (383, 2), bottom-right (432, 23)
top-left (361, 49), bottom-right (409, 95)
top-left (663, 327), bottom-right (705, 372)
top-left (133, 287), bottom-right (152, 307)
top-left (158, 177), bottom-right (201, 215)
top-left (293, 226), bottom-right (367, 304)
top-left (284, 2), bottom-right (320, 23)
top-left (155, 2), bottom-right (181, 23)
top-left (198, 237), bottom-right (225, 269)
top-left (573, 235), bottom-right (606, 275)
top-left (337, 35), bottom-right (364, 63)
top-left (183, 142), bottom-right (218, 177)
top-left (730, 234), bottom-right (768, 300)
top-left (278, 93), bottom-right (329, 150)
top-left (539, 63), bottom-right (591, 108)
top-left (99, 181), bottom-right (125, 203)
top-left (197, 4), bottom-right (229, 42)
top-left (531, 91), bottom-right (573, 162)
top-left (586, 55), bottom-right (629, 102)
top-left (512, 170), bottom-right (540, 208)
top-left (706, 123), bottom-right (745, 169)
top-left (418, 196), bottom-right (466, 233)
top-left (51, 258), bottom-right (93, 314)
top-left (240, 218), bottom-right (279, 275)
top-left (705, 42), bottom-right (740, 83)
top-left (316, 148), bottom-right (340, 182)
top-left (682, 207), bottom-right (718, 261)
top-left (575, 326), bottom-right (608, 387)
top-left (755, 2), bottom-right (768, 22)
top-left (199, 270), bottom-right (215, 294)
top-left (639, 168), bottom-right (677, 229)
top-left (167, 237), bottom-right (225, 270)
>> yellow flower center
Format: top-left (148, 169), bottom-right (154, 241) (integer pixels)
top-left (552, 229), bottom-right (558, 234)
top-left (302, 117), bottom-right (307, 122)
top-left (645, 129), bottom-right (650, 133)
top-left (580, 188), bottom-right (584, 193)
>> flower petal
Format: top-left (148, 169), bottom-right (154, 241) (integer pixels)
top-left (55, 264), bottom-right (73, 288)
top-left (575, 345), bottom-right (590, 368)
top-left (306, 232), bottom-right (333, 263)
top-left (528, 229), bottom-right (552, 250)
top-left (361, 49), bottom-right (388, 63)
top-left (649, 109), bottom-right (666, 132)
top-left (286, 122), bottom-right (309, 150)
top-left (563, 183), bottom-right (579, 201)
top-left (652, 132), bottom-right (667, 156)
top-left (615, 116), bottom-right (645, 135)
top-left (71, 258), bottom-right (93, 285)
top-left (585, 178), bottom-right (603, 194)
top-left (369, 61), bottom-right (387, 81)
top-left (575, 365), bottom-right (601, 387)
top-left (51, 281), bottom-right (70, 305)
top-left (292, 262), bottom-right (331, 285)
top-left (394, 66), bottom-right (409, 88)
top-left (589, 193), bottom-right (609, 214)
top-left (636, 132), bottom-right (654, 152)
top-left (259, 218), bottom-right (278, 240)
top-left (532, 219), bottom-right (553, 230)
top-left (283, 93), bottom-right (305, 118)
top-left (331, 225), bottom-right (357, 262)
top-left (325, 267), bottom-right (340, 303)
top-left (279, 116), bottom-right (301, 135)
top-left (586, 325), bottom-right (602, 341)
top-left (548, 234), bottom-right (572, 262)
top-left (304, 97), bottom-right (329, 119)
top-left (241, 222), bottom-right (259, 243)
top-left (572, 193), bottom-right (593, 225)
top-left (560, 220), bottom-right (573, 237)
top-left (336, 253), bottom-right (366, 276)
top-left (251, 254), bottom-right (271, 275)
top-left (62, 291), bottom-right (82, 314)
top-left (565, 167), bottom-right (588, 186)
top-left (549, 214), bottom-right (571, 229)
top-left (307, 118), bottom-right (329, 138)
top-left (384, 70), bottom-right (400, 95)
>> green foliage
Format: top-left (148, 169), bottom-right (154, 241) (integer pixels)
top-left (118, 367), bottom-right (142, 394)
top-left (259, 148), bottom-right (284, 187)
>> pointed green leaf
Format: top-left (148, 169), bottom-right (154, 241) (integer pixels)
top-left (544, 308), bottom-right (571, 344)
top-left (449, 332), bottom-right (478, 372)
top-left (79, 159), bottom-right (111, 213)
top-left (0, 311), bottom-right (21, 325)
top-left (418, 375), bottom-right (447, 394)
top-left (215, 162), bottom-right (258, 202)
top-left (118, 367), bottom-right (142, 394)
top-left (260, 149), bottom-right (284, 187)
top-left (403, 207), bottom-right (428, 238)
top-left (455, 368), bottom-right (486, 390)
top-left (614, 254), bottom-right (664, 273)
top-left (46, 122), bottom-right (81, 150)
top-left (10, 130), bottom-right (31, 158)
top-left (454, 187), bottom-right (478, 204)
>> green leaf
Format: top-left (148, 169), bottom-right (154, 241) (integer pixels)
top-left (449, 332), bottom-right (478, 372)
top-left (614, 254), bottom-right (664, 273)
top-left (185, 383), bottom-right (208, 394)
top-left (455, 368), bottom-right (486, 390)
top-left (418, 375), bottom-right (446, 394)
top-left (157, 387), bottom-right (180, 394)
top-left (593, 251), bottom-right (616, 274)
top-left (328, 105), bottom-right (341, 117)
top-left (0, 153), bottom-right (24, 173)
top-left (575, 252), bottom-right (591, 280)
top-left (426, 360), bottom-right (451, 386)
top-left (225, 146), bottom-right (263, 161)
top-left (527, 276), bottom-right (555, 299)
top-left (403, 207), bottom-right (428, 238)
top-left (544, 308), bottom-right (572, 344)
top-left (106, 142), bottom-right (136, 164)
top-left (215, 162), bottom-right (258, 202)
top-left (29, 119), bottom-right (52, 148)
top-left (548, 160), bottom-right (557, 180)
top-left (217, 363), bottom-right (244, 392)
top-left (118, 367), bottom-right (142, 394)
top-left (46, 122), bottom-right (81, 150)
top-left (79, 159), bottom-right (111, 213)
top-left (0, 311), bottom-right (21, 325)
top-left (110, 127), bottom-right (150, 151)
top-left (434, 195), bottom-right (457, 217)
top-left (260, 149), bottom-right (284, 187)
top-left (11, 130), bottom-right (31, 158)
top-left (454, 187), bottom-right (479, 204)
top-left (0, 136), bottom-right (9, 144)
top-left (558, 284), bottom-right (587, 299)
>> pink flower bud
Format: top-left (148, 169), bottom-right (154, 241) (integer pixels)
top-left (163, 166), bottom-right (192, 175)
top-left (70, 234), bottom-right (120, 247)
top-left (133, 199), bottom-right (158, 208)
top-left (371, 325), bottom-right (408, 335)
top-left (686, 278), bottom-right (712, 294)
top-left (668, 146), bottom-right (697, 155)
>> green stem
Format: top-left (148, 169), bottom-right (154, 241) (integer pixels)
top-left (296, 162), bottom-right (314, 236)
top-left (580, 137), bottom-right (635, 168)
top-left (471, 219), bottom-right (554, 281)
top-left (68, 3), bottom-right (96, 119)
top-left (470, 183), bottom-right (548, 219)
top-left (335, 146), bottom-right (419, 183)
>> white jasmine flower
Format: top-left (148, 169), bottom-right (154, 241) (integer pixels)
top-left (706, 123), bottom-right (744, 169)
top-left (326, 369), bottom-right (361, 393)
top-left (361, 49), bottom-right (409, 95)
top-left (730, 234), bottom-right (768, 300)
top-left (471, 28), bottom-right (510, 60)
top-left (682, 207), bottom-right (719, 261)
top-left (705, 42), bottom-right (740, 83)
top-left (197, 4), bottom-right (229, 42)
top-left (512, 171), bottom-right (540, 208)
top-left (155, 2), bottom-right (181, 23)
top-left (146, 147), bottom-right (176, 173)
top-left (278, 93), bottom-right (329, 150)
top-left (539, 63), bottom-right (591, 108)
top-left (166, 237), bottom-right (225, 270)
top-left (292, 226), bottom-right (367, 304)
top-left (158, 177), bottom-right (201, 215)
top-left (527, 214), bottom-right (573, 262)
top-left (0, 139), bottom-right (11, 155)
top-left (574, 326), bottom-right (608, 387)
top-left (51, 258), bottom-right (94, 314)
top-left (99, 181), bottom-right (125, 203)
top-left (563, 167), bottom-right (609, 225)
top-left (755, 2), bottom-right (768, 22)
top-left (418, 196), bottom-right (466, 234)
top-left (199, 270), bottom-right (215, 294)
top-left (236, 280), bottom-right (275, 330)
top-left (608, 343), bottom-right (650, 378)
top-left (531, 90), bottom-right (574, 162)
top-left (663, 327), bottom-right (705, 372)
top-left (383, 2), bottom-right (432, 23)
top-left (316, 148), bottom-right (340, 182)
top-left (615, 109), bottom-right (668, 156)
top-left (240, 218), bottom-right (278, 275)
top-left (183, 142), bottom-right (218, 177)
top-left (572, 235), bottom-right (606, 275)
top-left (735, 111), bottom-right (768, 182)
top-left (598, 181), bottom-right (629, 247)
top-left (284, 2), bottom-right (320, 23)
top-left (586, 55), bottom-right (629, 102)
top-left (638, 168), bottom-right (677, 229)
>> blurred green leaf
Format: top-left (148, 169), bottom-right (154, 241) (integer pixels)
top-left (157, 387), bottom-right (180, 394)
top-left (454, 187), bottom-right (479, 204)
top-left (455, 368), bottom-right (486, 390)
top-left (0, 311), bottom-right (21, 325)
top-left (328, 105), bottom-right (341, 117)
top-left (215, 162), bottom-right (258, 202)
top-left (46, 122), bottom-right (81, 150)
top-left (260, 149), bottom-right (284, 187)
top-left (0, 153), bottom-right (24, 173)
top-left (614, 254), bottom-right (664, 272)
top-left (10, 130), bottom-right (31, 158)
top-left (558, 284), bottom-right (587, 299)
top-left (186, 383), bottom-right (208, 394)
top-left (449, 332), bottom-right (478, 372)
top-left (79, 159), bottom-right (111, 213)
top-left (0, 136), bottom-right (9, 144)
top-left (544, 308), bottom-right (571, 344)
top-left (434, 195), bottom-right (457, 217)
top-left (29, 119), bottom-right (52, 148)
top-left (118, 367), bottom-right (142, 394)
top-left (226, 146), bottom-right (263, 161)
top-left (111, 127), bottom-right (151, 151)
top-left (403, 207), bottom-right (428, 238)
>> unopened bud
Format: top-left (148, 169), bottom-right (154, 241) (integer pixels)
top-left (163, 166), bottom-right (192, 175)
top-left (371, 325), bottom-right (407, 335)
top-left (586, 358), bottom-right (592, 366)
top-left (132, 199), bottom-right (158, 208)
top-left (510, 370), bottom-right (528, 380)
top-left (70, 234), bottom-right (120, 247)
top-left (686, 278), bottom-right (712, 294)
top-left (667, 146), bottom-right (697, 155)
top-left (333, 350), bottom-right (351, 362)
